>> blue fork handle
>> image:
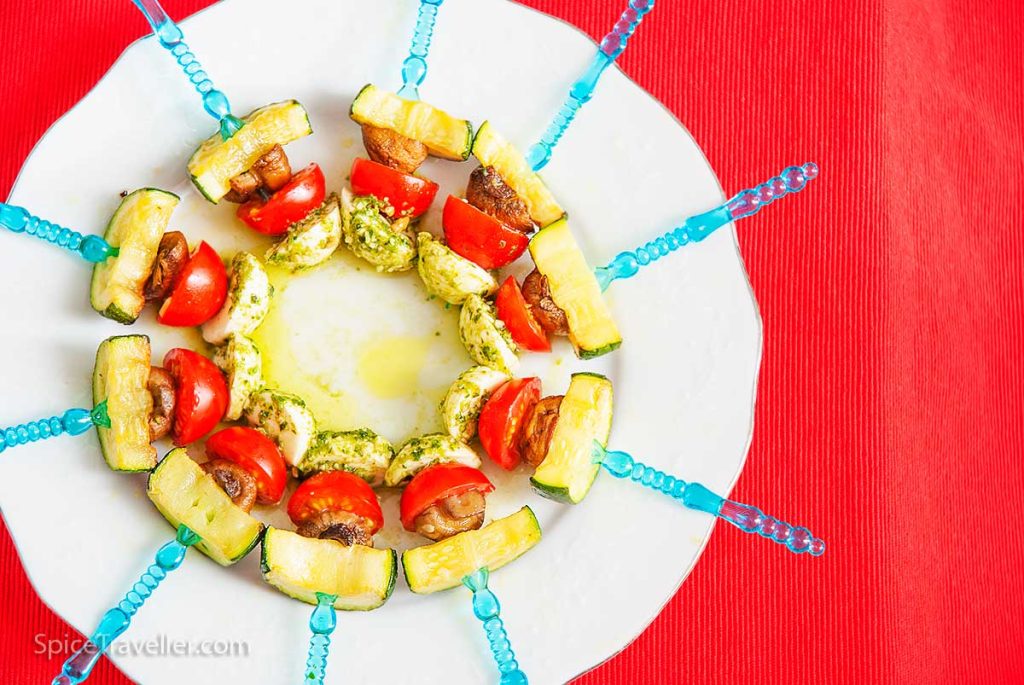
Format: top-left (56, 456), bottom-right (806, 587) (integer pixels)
top-left (463, 568), bottom-right (528, 684)
top-left (594, 162), bottom-right (820, 290)
top-left (130, 0), bottom-right (243, 139)
top-left (0, 403), bottom-right (110, 455)
top-left (595, 444), bottom-right (825, 556)
top-left (51, 526), bottom-right (200, 685)
top-left (303, 592), bottom-right (338, 685)
top-left (0, 203), bottom-right (117, 263)
top-left (526, 0), bottom-right (656, 170)
top-left (397, 0), bottom-right (445, 100)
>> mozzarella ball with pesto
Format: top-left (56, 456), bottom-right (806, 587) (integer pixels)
top-left (416, 232), bottom-right (498, 305)
top-left (298, 428), bottom-right (394, 486)
top-left (201, 252), bottom-right (273, 345)
top-left (212, 334), bottom-right (263, 421)
top-left (459, 294), bottom-right (519, 376)
top-left (441, 365), bottom-right (511, 442)
top-left (266, 193), bottom-right (342, 272)
top-left (384, 434), bottom-right (482, 487)
top-left (244, 389), bottom-right (317, 467)
top-left (340, 189), bottom-right (416, 272)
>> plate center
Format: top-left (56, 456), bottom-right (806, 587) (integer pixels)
top-left (250, 250), bottom-right (470, 444)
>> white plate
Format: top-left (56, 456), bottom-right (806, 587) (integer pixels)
top-left (0, 1), bottom-right (761, 683)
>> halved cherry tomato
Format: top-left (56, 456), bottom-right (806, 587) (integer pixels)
top-left (288, 471), bottom-right (384, 535)
top-left (156, 241), bottom-right (228, 327)
top-left (205, 427), bottom-right (288, 505)
top-left (442, 195), bottom-right (529, 269)
top-left (350, 158), bottom-right (438, 219)
top-left (163, 348), bottom-right (229, 446)
top-left (400, 464), bottom-right (495, 531)
top-left (237, 163), bottom-right (326, 236)
top-left (495, 276), bottom-right (551, 352)
top-left (478, 377), bottom-right (542, 470)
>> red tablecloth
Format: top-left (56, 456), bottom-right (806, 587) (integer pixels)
top-left (3, 1), bottom-right (1023, 683)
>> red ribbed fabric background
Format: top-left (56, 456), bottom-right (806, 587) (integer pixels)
top-left (3, 1), bottom-right (1023, 683)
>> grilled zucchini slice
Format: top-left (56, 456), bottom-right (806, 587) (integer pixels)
top-left (188, 100), bottom-right (312, 203)
top-left (350, 84), bottom-right (472, 161)
top-left (90, 189), bottom-right (178, 324)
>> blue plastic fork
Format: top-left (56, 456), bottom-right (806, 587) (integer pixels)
top-left (526, 0), bottom-right (656, 170)
top-left (463, 567), bottom-right (529, 684)
top-left (0, 203), bottom-right (118, 263)
top-left (303, 592), bottom-right (338, 685)
top-left (0, 403), bottom-right (110, 454)
top-left (51, 525), bottom-right (201, 684)
top-left (130, 0), bottom-right (243, 140)
top-left (593, 443), bottom-right (825, 555)
top-left (594, 163), bottom-right (820, 290)
top-left (397, 0), bottom-right (446, 100)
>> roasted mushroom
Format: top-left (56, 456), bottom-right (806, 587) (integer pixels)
top-left (361, 124), bottom-right (428, 174)
top-left (143, 231), bottom-right (189, 302)
top-left (296, 509), bottom-right (375, 547)
top-left (465, 165), bottom-right (534, 233)
top-left (521, 269), bottom-right (569, 336)
top-left (147, 366), bottom-right (177, 441)
top-left (225, 171), bottom-right (261, 204)
top-left (250, 144), bottom-right (292, 192)
top-left (224, 145), bottom-right (293, 203)
top-left (202, 458), bottom-right (258, 512)
top-left (519, 395), bottom-right (563, 467)
top-left (412, 489), bottom-right (486, 542)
